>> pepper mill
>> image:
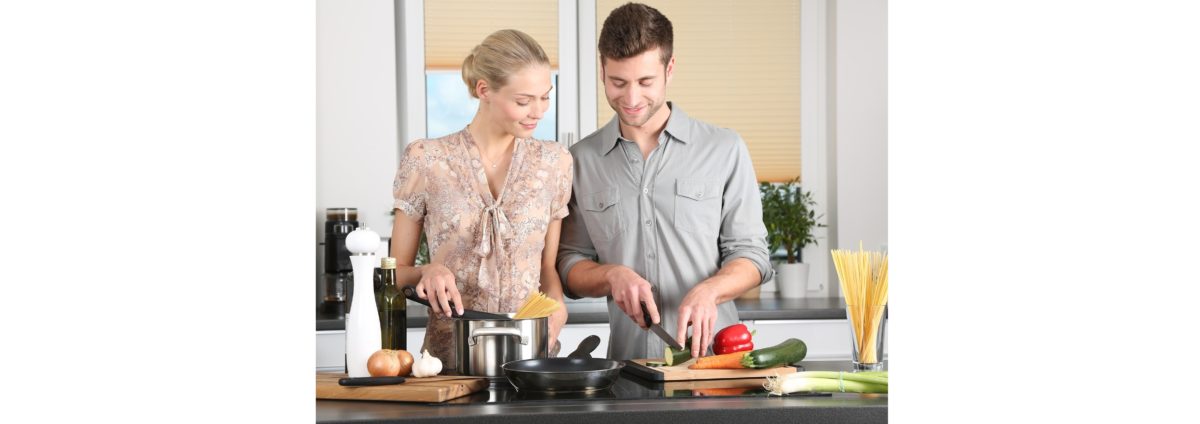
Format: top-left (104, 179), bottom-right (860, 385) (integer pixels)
top-left (344, 227), bottom-right (382, 377)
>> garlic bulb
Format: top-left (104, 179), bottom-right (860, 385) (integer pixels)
top-left (411, 349), bottom-right (443, 377)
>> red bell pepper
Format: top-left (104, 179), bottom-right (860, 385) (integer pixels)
top-left (713, 323), bottom-right (754, 355)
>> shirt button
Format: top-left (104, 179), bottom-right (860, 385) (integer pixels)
top-left (633, 158), bottom-right (640, 163)
top-left (648, 253), bottom-right (656, 259)
top-left (597, 202), bottom-right (603, 208)
top-left (695, 191), bottom-right (703, 197)
top-left (642, 188), bottom-right (648, 195)
top-left (644, 220), bottom-right (652, 226)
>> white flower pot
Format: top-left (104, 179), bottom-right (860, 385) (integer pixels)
top-left (776, 262), bottom-right (810, 299)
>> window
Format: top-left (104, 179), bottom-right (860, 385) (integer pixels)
top-left (423, 0), bottom-right (561, 141)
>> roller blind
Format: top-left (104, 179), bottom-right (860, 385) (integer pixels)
top-left (425, 0), bottom-right (559, 70)
top-left (595, 0), bottom-right (802, 182)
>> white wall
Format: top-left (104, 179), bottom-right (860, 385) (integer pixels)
top-left (316, 0), bottom-right (399, 242)
top-left (316, 0), bottom-right (400, 301)
top-left (832, 0), bottom-right (888, 286)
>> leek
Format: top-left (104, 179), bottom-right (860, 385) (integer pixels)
top-left (764, 371), bottom-right (888, 395)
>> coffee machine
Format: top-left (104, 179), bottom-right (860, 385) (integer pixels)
top-left (320, 207), bottom-right (359, 316)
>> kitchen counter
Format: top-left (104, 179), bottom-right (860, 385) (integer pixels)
top-left (317, 297), bottom-right (848, 331)
top-left (315, 360), bottom-right (886, 423)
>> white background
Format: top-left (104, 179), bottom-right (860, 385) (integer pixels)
top-left (2, 1), bottom-right (1199, 422)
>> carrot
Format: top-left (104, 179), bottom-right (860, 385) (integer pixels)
top-left (688, 351), bottom-right (749, 369)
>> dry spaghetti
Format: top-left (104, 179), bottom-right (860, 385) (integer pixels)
top-left (831, 243), bottom-right (888, 364)
top-left (512, 291), bottom-right (561, 319)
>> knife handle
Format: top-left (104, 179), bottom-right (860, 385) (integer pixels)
top-left (639, 301), bottom-right (654, 328)
top-left (338, 376), bottom-right (407, 386)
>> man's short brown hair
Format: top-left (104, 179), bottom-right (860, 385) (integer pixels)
top-left (598, 2), bottom-right (673, 66)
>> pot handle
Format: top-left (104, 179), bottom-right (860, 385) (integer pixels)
top-left (468, 327), bottom-right (527, 346)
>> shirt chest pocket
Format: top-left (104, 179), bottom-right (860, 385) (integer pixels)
top-left (673, 179), bottom-right (722, 236)
top-left (581, 187), bottom-right (623, 242)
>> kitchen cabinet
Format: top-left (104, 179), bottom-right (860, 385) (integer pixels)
top-left (316, 319), bottom-right (885, 370)
top-left (317, 328), bottom-right (427, 372)
top-left (316, 326), bottom-right (610, 371)
top-left (744, 319), bottom-right (888, 361)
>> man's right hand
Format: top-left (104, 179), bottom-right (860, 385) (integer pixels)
top-left (605, 266), bottom-right (658, 328)
top-left (415, 263), bottom-right (464, 318)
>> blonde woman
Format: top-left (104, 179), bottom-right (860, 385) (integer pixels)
top-left (390, 29), bottom-right (572, 367)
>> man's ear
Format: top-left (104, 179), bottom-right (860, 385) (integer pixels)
top-left (665, 55), bottom-right (676, 84)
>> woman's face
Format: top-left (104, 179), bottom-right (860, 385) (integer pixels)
top-left (483, 64), bottom-right (553, 139)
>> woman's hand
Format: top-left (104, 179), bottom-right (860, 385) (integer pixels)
top-left (415, 263), bottom-right (464, 318)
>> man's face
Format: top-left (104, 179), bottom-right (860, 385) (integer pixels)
top-left (601, 48), bottom-right (674, 128)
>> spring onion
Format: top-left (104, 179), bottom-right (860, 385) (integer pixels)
top-left (763, 371), bottom-right (888, 395)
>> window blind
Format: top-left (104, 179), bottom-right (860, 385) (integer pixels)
top-left (424, 0), bottom-right (559, 70)
top-left (595, 0), bottom-right (802, 182)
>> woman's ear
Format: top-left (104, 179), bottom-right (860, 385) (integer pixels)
top-left (475, 79), bottom-right (490, 103)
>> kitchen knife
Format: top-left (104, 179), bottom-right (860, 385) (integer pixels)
top-left (640, 301), bottom-right (684, 351)
top-left (402, 286), bottom-right (509, 320)
top-left (337, 376), bottom-right (407, 386)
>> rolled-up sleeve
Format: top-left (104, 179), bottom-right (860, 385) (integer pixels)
top-left (556, 188), bottom-right (597, 299)
top-left (718, 137), bottom-right (774, 285)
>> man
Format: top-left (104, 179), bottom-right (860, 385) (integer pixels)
top-left (557, 2), bottom-right (773, 361)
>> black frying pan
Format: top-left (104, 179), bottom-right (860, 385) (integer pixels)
top-left (502, 335), bottom-right (625, 392)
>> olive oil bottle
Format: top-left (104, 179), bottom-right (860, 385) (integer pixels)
top-left (375, 257), bottom-right (406, 350)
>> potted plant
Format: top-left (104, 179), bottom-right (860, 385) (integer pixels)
top-left (759, 178), bottom-right (825, 299)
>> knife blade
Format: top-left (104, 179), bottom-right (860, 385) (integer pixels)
top-left (337, 376), bottom-right (407, 386)
top-left (640, 301), bottom-right (684, 351)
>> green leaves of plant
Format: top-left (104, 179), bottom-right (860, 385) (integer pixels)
top-left (759, 178), bottom-right (826, 263)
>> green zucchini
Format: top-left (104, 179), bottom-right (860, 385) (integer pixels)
top-left (663, 337), bottom-right (693, 366)
top-left (740, 338), bottom-right (807, 369)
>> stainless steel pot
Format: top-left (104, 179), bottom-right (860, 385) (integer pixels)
top-left (453, 314), bottom-right (548, 377)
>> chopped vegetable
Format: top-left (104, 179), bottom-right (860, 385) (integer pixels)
top-left (645, 361), bottom-right (666, 367)
top-left (663, 337), bottom-right (694, 366)
top-left (741, 338), bottom-right (807, 369)
top-left (764, 371), bottom-right (888, 395)
top-left (688, 351), bottom-right (749, 369)
top-left (714, 323), bottom-right (755, 355)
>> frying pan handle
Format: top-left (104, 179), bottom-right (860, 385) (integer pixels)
top-left (567, 335), bottom-right (601, 359)
top-left (468, 326), bottom-right (527, 346)
top-left (403, 286), bottom-right (464, 318)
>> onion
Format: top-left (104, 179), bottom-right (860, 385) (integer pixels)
top-left (367, 350), bottom-right (401, 377)
top-left (395, 349), bottom-right (414, 376)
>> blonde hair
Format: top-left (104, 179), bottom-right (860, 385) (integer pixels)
top-left (461, 29), bottom-right (550, 99)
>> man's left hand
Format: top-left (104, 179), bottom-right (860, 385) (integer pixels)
top-left (676, 282), bottom-right (720, 358)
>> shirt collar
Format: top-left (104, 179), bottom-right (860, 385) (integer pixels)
top-left (597, 102), bottom-right (693, 156)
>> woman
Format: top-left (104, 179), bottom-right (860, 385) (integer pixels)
top-left (390, 29), bottom-right (572, 367)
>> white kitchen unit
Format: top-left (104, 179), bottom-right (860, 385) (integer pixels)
top-left (316, 328), bottom-right (426, 372)
top-left (316, 320), bottom-right (885, 371)
top-left (316, 326), bottom-right (611, 372)
top-left (745, 319), bottom-right (888, 361)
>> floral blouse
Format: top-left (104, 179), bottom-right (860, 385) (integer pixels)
top-left (393, 128), bottom-right (573, 367)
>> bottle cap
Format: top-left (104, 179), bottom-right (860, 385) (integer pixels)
top-left (381, 257), bottom-right (397, 269)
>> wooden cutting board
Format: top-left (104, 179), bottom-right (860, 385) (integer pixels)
top-left (316, 373), bottom-right (489, 403)
top-left (623, 358), bottom-right (797, 381)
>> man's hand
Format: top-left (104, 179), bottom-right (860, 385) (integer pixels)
top-left (605, 266), bottom-right (658, 328)
top-left (676, 282), bottom-right (720, 358)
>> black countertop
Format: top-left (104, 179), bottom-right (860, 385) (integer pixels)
top-left (315, 360), bottom-right (886, 423)
top-left (317, 297), bottom-right (848, 331)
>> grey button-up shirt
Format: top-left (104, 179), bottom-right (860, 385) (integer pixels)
top-left (557, 103), bottom-right (774, 360)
